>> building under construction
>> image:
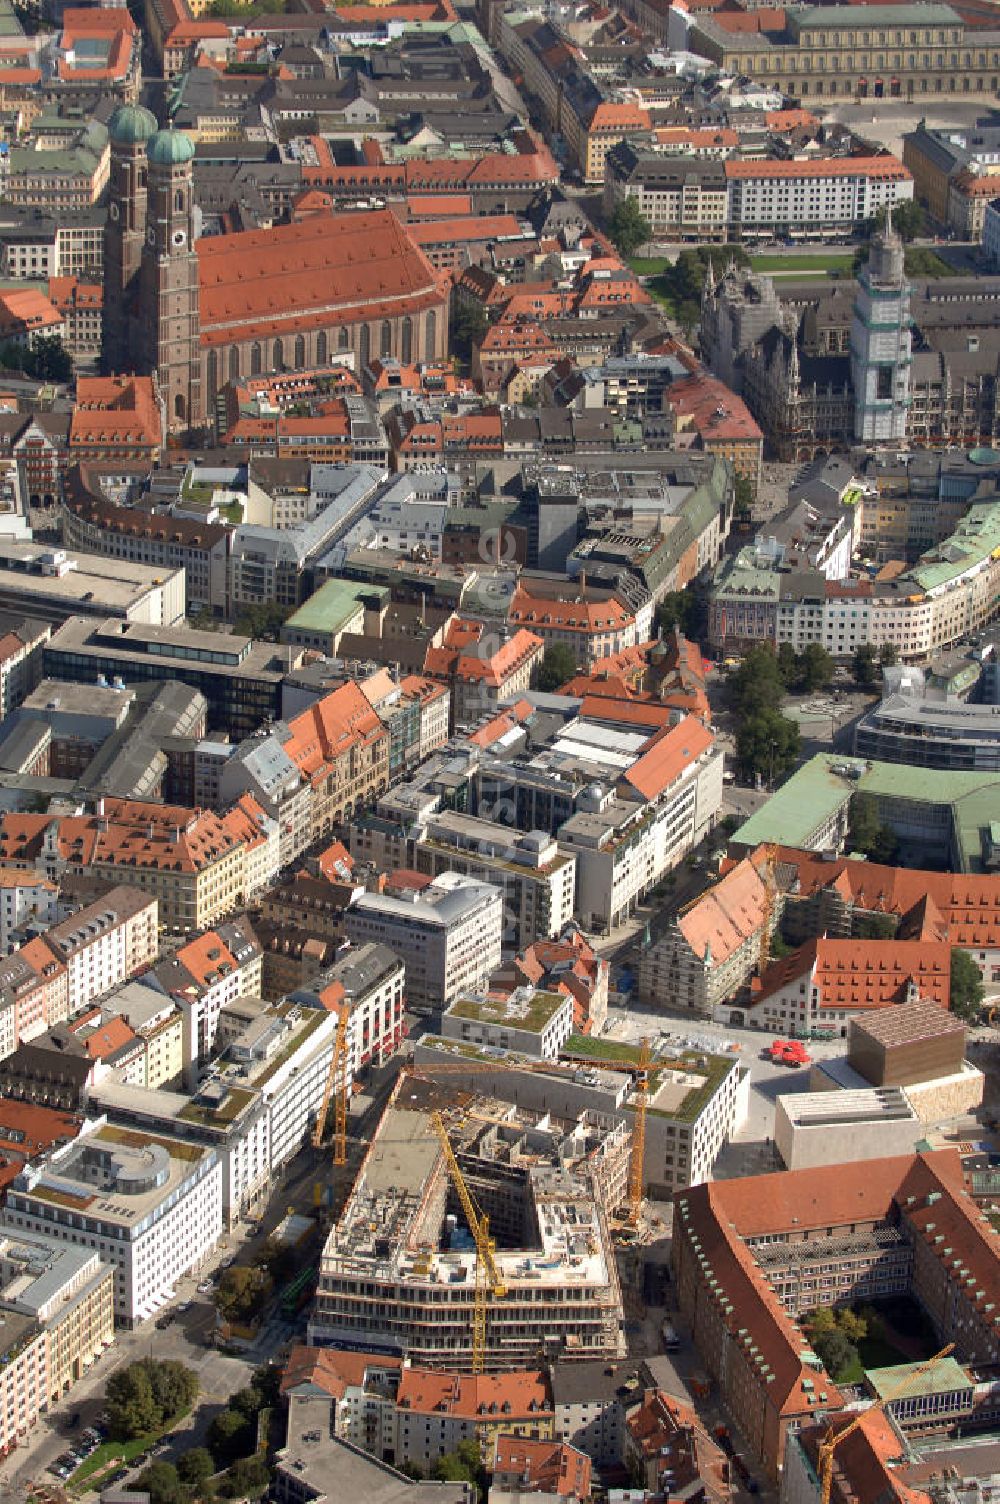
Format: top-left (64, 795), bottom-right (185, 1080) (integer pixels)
top-left (309, 1077), bottom-right (629, 1369)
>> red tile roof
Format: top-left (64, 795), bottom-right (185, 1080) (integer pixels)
top-left (678, 850), bottom-right (770, 964)
top-left (753, 937), bottom-right (952, 1013)
top-left (622, 716), bottom-right (714, 801)
top-left (196, 210), bottom-right (445, 347)
top-left (725, 155), bottom-right (911, 181)
top-left (396, 1368), bottom-right (551, 1420)
top-left (493, 1436), bottom-right (592, 1498)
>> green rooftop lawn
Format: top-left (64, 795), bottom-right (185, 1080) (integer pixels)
top-left (563, 1033), bottom-right (644, 1064)
top-left (448, 990), bottom-right (566, 1032)
top-left (178, 1084), bottom-right (255, 1126)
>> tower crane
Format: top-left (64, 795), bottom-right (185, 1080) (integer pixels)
top-left (625, 1037), bottom-right (651, 1229)
top-left (816, 1344), bottom-right (955, 1504)
top-left (312, 1004), bottom-right (350, 1165)
top-left (431, 1110), bottom-right (507, 1374)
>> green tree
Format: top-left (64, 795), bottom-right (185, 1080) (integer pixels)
top-left (251, 1365), bottom-right (282, 1407)
top-left (215, 1265), bottom-right (272, 1324)
top-left (31, 334), bottom-right (73, 382)
top-left (950, 948), bottom-right (984, 1023)
top-left (805, 1306), bottom-right (837, 1336)
top-left (811, 1328), bottom-right (859, 1381)
top-left (178, 1448), bottom-right (216, 1488)
top-left (656, 590), bottom-right (694, 636)
top-left (229, 1386), bottom-right (266, 1421)
top-left (146, 1359), bottom-right (198, 1424)
top-left (848, 792), bottom-right (881, 855)
top-left (232, 602), bottom-right (292, 640)
top-left (875, 200), bottom-right (925, 242)
top-left (871, 823), bottom-right (899, 865)
top-left (220, 1455), bottom-right (270, 1499)
top-left (879, 642), bottom-right (898, 667)
top-left (798, 642), bottom-right (835, 693)
top-left (136, 1462), bottom-right (186, 1504)
top-left (735, 707), bottom-right (800, 784)
top-left (854, 913), bottom-right (897, 940)
top-left (733, 472), bottom-right (754, 520)
top-left (106, 1362), bottom-right (159, 1440)
top-left (836, 1308), bottom-right (868, 1344)
top-left (728, 646), bottom-right (786, 715)
top-left (431, 1440), bottom-right (485, 1488)
top-left (853, 643), bottom-right (879, 691)
top-left (452, 302), bottom-right (488, 359)
top-left (208, 1408), bottom-right (253, 1467)
top-left (676, 299), bottom-right (701, 340)
top-left (537, 642), bottom-right (578, 692)
top-left (776, 641), bottom-right (799, 688)
top-left (607, 197), bottom-right (652, 257)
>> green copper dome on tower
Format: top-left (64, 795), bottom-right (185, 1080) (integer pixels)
top-left (108, 104), bottom-right (158, 147)
top-left (146, 127), bottom-right (195, 167)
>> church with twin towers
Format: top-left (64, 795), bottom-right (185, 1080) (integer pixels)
top-left (102, 105), bottom-right (451, 434)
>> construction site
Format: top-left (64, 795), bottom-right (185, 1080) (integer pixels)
top-left (309, 1075), bottom-right (630, 1370)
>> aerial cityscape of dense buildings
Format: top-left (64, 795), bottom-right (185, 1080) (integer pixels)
top-left (0, 0), bottom-right (994, 1502)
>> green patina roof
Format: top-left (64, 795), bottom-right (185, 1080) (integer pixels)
top-left (733, 756), bottom-right (858, 849)
top-left (713, 545), bottom-right (782, 602)
top-left (867, 1357), bottom-right (972, 1401)
top-left (734, 754), bottom-right (1000, 871)
top-left (284, 579), bottom-right (379, 635)
top-left (903, 498), bottom-right (1000, 595)
top-left (789, 3), bottom-right (961, 26)
top-left (108, 104), bottom-right (158, 147)
top-left (147, 127), bottom-right (195, 167)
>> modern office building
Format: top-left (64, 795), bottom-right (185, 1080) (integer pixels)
top-left (344, 873), bottom-right (503, 1013)
top-left (3, 1118), bottom-right (222, 1325)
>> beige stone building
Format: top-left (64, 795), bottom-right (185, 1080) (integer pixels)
top-left (0, 1228), bottom-right (114, 1456)
top-left (689, 3), bottom-right (1000, 104)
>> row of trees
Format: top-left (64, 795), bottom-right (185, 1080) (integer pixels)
top-left (803, 1305), bottom-right (876, 1382)
top-left (852, 641), bottom-right (897, 690)
top-left (0, 334), bottom-right (72, 383)
top-left (106, 1359), bottom-right (198, 1442)
top-left (727, 646), bottom-right (801, 784)
top-left (138, 1367), bottom-right (281, 1504)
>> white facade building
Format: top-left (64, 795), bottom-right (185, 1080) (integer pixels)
top-left (0, 869), bottom-right (57, 953)
top-left (414, 812), bottom-right (576, 952)
top-left (142, 915), bottom-right (263, 1074)
top-left (46, 889), bottom-right (158, 1016)
top-left (559, 728), bottom-right (723, 934)
top-left (3, 1119), bottom-right (222, 1326)
top-left (344, 872), bottom-right (503, 1012)
top-left (727, 159), bottom-right (914, 238)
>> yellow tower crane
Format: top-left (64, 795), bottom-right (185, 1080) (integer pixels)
top-left (756, 843), bottom-right (779, 976)
top-left (816, 1343), bottom-right (955, 1504)
top-left (312, 1004), bottom-right (350, 1165)
top-left (625, 1036), bottom-right (651, 1229)
top-left (431, 1109), bottom-right (507, 1374)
